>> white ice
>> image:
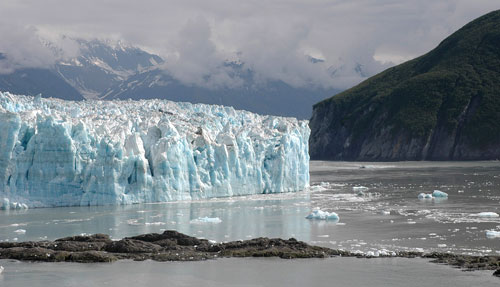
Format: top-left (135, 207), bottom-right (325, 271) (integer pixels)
top-left (190, 217), bottom-right (222, 224)
top-left (0, 92), bottom-right (310, 207)
top-left (418, 190), bottom-right (447, 200)
top-left (486, 230), bottom-right (500, 238)
top-left (472, 212), bottom-right (499, 218)
top-left (418, 193), bottom-right (433, 199)
top-left (432, 190), bottom-right (448, 198)
top-left (305, 208), bottom-right (339, 221)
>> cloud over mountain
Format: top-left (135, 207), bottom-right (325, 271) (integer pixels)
top-left (0, 0), bottom-right (498, 89)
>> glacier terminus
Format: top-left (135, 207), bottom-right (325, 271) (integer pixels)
top-left (0, 92), bottom-right (310, 208)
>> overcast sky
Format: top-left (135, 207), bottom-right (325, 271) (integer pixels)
top-left (0, 0), bottom-right (498, 89)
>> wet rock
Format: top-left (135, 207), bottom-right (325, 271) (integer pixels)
top-left (67, 251), bottom-right (117, 263)
top-left (104, 239), bottom-right (162, 253)
top-left (0, 247), bottom-right (56, 261)
top-left (493, 269), bottom-right (500, 277)
top-left (127, 230), bottom-right (207, 246)
top-left (50, 241), bottom-right (107, 252)
top-left (0, 229), bottom-right (499, 277)
top-left (56, 234), bottom-right (111, 243)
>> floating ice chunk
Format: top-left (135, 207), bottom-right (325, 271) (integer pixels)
top-left (418, 191), bottom-right (446, 200)
top-left (486, 231), bottom-right (500, 238)
top-left (305, 208), bottom-right (339, 221)
top-left (418, 193), bottom-right (433, 199)
top-left (190, 217), bottom-right (222, 224)
top-left (353, 186), bottom-right (369, 191)
top-left (144, 222), bottom-right (166, 226)
top-left (13, 229), bottom-right (26, 234)
top-left (379, 210), bottom-right (390, 215)
top-left (472, 212), bottom-right (499, 218)
top-left (126, 219), bottom-right (140, 225)
top-left (0, 265), bottom-right (3, 274)
top-left (432, 190), bottom-right (448, 198)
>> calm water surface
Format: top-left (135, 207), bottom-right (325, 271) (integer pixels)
top-left (1, 258), bottom-right (499, 287)
top-left (1, 161), bottom-right (499, 286)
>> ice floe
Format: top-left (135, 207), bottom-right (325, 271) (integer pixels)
top-left (417, 190), bottom-right (448, 200)
top-left (432, 190), bottom-right (448, 198)
top-left (486, 230), bottom-right (500, 238)
top-left (305, 208), bottom-right (339, 221)
top-left (471, 212), bottom-right (499, 218)
top-left (190, 217), bottom-right (222, 224)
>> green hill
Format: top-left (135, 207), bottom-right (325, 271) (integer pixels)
top-left (309, 10), bottom-right (500, 160)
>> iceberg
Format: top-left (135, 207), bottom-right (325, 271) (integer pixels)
top-left (432, 190), bottom-right (448, 198)
top-left (190, 217), bottom-right (222, 224)
top-left (0, 92), bottom-right (310, 207)
top-left (418, 190), bottom-right (447, 200)
top-left (305, 208), bottom-right (339, 221)
top-left (472, 212), bottom-right (499, 218)
top-left (417, 193), bottom-right (433, 199)
top-left (486, 230), bottom-right (500, 238)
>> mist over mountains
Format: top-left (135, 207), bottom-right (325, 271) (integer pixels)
top-left (0, 39), bottom-right (368, 118)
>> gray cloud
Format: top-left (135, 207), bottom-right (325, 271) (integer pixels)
top-left (0, 0), bottom-right (499, 88)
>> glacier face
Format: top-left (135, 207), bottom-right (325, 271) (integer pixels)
top-left (0, 92), bottom-right (310, 208)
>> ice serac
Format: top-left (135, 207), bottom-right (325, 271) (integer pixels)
top-left (0, 92), bottom-right (310, 207)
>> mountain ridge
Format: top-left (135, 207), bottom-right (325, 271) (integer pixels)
top-left (0, 39), bottom-right (364, 119)
top-left (309, 10), bottom-right (500, 160)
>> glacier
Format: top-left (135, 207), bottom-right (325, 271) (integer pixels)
top-left (0, 92), bottom-right (310, 208)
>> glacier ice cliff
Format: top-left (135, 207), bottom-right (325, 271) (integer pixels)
top-left (0, 92), bottom-right (310, 208)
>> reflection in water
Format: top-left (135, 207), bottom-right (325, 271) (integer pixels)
top-left (0, 193), bottom-right (313, 244)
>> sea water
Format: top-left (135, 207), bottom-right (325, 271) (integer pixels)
top-left (1, 161), bottom-right (499, 286)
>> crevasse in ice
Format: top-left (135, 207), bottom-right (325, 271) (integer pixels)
top-left (0, 92), bottom-right (310, 208)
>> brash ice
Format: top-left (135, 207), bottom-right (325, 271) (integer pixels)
top-left (0, 92), bottom-right (309, 208)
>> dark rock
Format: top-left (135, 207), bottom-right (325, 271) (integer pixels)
top-left (67, 251), bottom-right (117, 263)
top-left (50, 241), bottom-right (107, 252)
top-left (0, 247), bottom-right (56, 262)
top-left (1, 230), bottom-right (499, 277)
top-left (56, 234), bottom-right (111, 242)
top-left (127, 230), bottom-right (207, 246)
top-left (493, 269), bottom-right (500, 277)
top-left (104, 239), bottom-right (162, 253)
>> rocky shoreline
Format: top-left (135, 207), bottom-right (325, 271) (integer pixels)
top-left (0, 230), bottom-right (499, 277)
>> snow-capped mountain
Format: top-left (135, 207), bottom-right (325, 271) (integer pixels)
top-left (101, 65), bottom-right (339, 119)
top-left (55, 39), bottom-right (163, 99)
top-left (0, 40), bottom-right (370, 119)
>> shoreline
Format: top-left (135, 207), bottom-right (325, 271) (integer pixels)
top-left (0, 230), bottom-right (499, 278)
